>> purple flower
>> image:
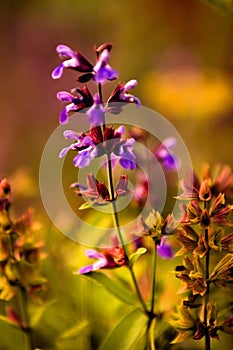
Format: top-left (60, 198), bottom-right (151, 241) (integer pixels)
top-left (73, 146), bottom-right (97, 168)
top-left (78, 250), bottom-right (109, 274)
top-left (108, 79), bottom-right (141, 107)
top-left (86, 93), bottom-right (106, 126)
top-left (59, 125), bottom-right (136, 170)
top-left (52, 43), bottom-right (117, 84)
top-left (157, 236), bottom-right (174, 259)
top-left (78, 246), bottom-right (128, 274)
top-left (93, 49), bottom-right (118, 84)
top-left (114, 138), bottom-right (136, 170)
top-left (154, 137), bottom-right (181, 171)
top-left (59, 130), bottom-right (97, 168)
top-left (51, 44), bottom-right (93, 79)
top-left (56, 86), bottom-right (93, 124)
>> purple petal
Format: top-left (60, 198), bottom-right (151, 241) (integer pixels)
top-left (124, 79), bottom-right (138, 91)
top-left (59, 107), bottom-right (69, 124)
top-left (157, 237), bottom-right (174, 259)
top-left (56, 44), bottom-right (76, 58)
top-left (78, 264), bottom-right (94, 274)
top-left (133, 96), bottom-right (141, 107)
top-left (162, 137), bottom-right (177, 149)
top-left (105, 65), bottom-right (118, 81)
top-left (162, 153), bottom-right (181, 170)
top-left (119, 158), bottom-right (136, 170)
top-left (73, 146), bottom-right (97, 168)
top-left (63, 57), bottom-right (80, 68)
top-left (59, 146), bottom-right (72, 158)
top-left (85, 249), bottom-right (104, 259)
top-left (115, 125), bottom-right (125, 136)
top-left (63, 130), bottom-right (81, 140)
top-left (57, 91), bottom-right (74, 102)
top-left (87, 104), bottom-right (105, 126)
top-left (51, 64), bottom-right (64, 79)
top-left (94, 66), bottom-right (118, 84)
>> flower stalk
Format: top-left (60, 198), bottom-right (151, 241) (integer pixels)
top-left (203, 200), bottom-right (211, 350)
top-left (106, 150), bottom-right (149, 315)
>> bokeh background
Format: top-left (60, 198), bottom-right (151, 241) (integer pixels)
top-left (0, 0), bottom-right (232, 349)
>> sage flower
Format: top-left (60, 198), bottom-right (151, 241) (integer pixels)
top-left (56, 86), bottom-right (93, 124)
top-left (78, 246), bottom-right (128, 274)
top-left (154, 137), bottom-right (181, 171)
top-left (52, 43), bottom-right (118, 84)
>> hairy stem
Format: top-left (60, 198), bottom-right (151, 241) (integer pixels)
top-left (203, 201), bottom-right (211, 350)
top-left (106, 154), bottom-right (148, 314)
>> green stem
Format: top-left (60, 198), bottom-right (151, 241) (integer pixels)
top-left (106, 154), bottom-right (148, 314)
top-left (150, 240), bottom-right (157, 316)
top-left (7, 222), bottom-right (33, 350)
top-left (203, 201), bottom-right (211, 350)
top-left (98, 83), bottom-right (106, 132)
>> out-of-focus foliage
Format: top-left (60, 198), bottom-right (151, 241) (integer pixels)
top-left (205, 0), bottom-right (233, 14)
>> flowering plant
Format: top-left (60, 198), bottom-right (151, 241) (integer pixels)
top-left (50, 42), bottom-right (233, 350)
top-left (2, 41), bottom-right (232, 350)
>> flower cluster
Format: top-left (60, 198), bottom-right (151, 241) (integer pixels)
top-left (171, 164), bottom-right (233, 344)
top-left (134, 210), bottom-right (175, 259)
top-left (0, 178), bottom-right (46, 302)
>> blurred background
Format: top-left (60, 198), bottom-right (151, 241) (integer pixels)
top-left (0, 0), bottom-right (232, 349)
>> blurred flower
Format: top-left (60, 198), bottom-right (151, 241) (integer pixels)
top-left (185, 194), bottom-right (233, 227)
top-left (154, 137), bottom-right (181, 171)
top-left (0, 178), bottom-right (11, 211)
top-left (78, 246), bottom-right (128, 274)
top-left (179, 164), bottom-right (233, 201)
top-left (144, 63), bottom-right (232, 121)
top-left (157, 236), bottom-right (174, 259)
top-left (56, 86), bottom-right (93, 124)
top-left (115, 174), bottom-right (130, 196)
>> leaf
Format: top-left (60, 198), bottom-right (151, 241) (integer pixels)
top-left (80, 271), bottom-right (137, 306)
top-left (0, 318), bottom-right (29, 350)
top-left (129, 247), bottom-right (147, 267)
top-left (98, 308), bottom-right (148, 350)
top-left (30, 300), bottom-right (84, 348)
top-left (58, 320), bottom-right (89, 340)
top-left (79, 202), bottom-right (92, 210)
top-left (56, 320), bottom-right (90, 349)
top-left (204, 0), bottom-right (233, 14)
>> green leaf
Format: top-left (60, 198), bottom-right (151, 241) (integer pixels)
top-left (57, 320), bottom-right (89, 340)
top-left (79, 271), bottom-right (137, 306)
top-left (98, 308), bottom-right (148, 350)
top-left (204, 0), bottom-right (233, 14)
top-left (30, 300), bottom-right (84, 348)
top-left (129, 247), bottom-right (147, 267)
top-left (0, 318), bottom-right (30, 350)
top-left (55, 320), bottom-right (90, 349)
